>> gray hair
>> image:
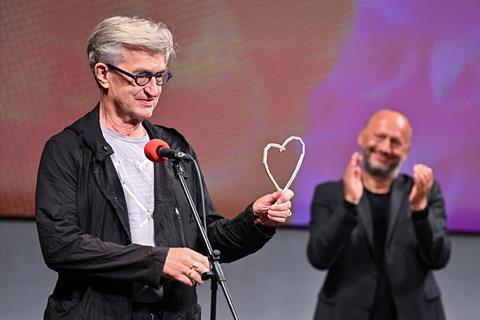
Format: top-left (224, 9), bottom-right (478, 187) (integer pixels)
top-left (87, 16), bottom-right (175, 72)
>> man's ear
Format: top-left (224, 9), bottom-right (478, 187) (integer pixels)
top-left (357, 130), bottom-right (364, 148)
top-left (94, 63), bottom-right (110, 89)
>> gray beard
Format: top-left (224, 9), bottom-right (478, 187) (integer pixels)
top-left (362, 151), bottom-right (401, 179)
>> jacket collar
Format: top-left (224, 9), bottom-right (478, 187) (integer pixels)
top-left (386, 175), bottom-right (412, 248)
top-left (356, 174), bottom-right (411, 256)
top-left (68, 104), bottom-right (159, 161)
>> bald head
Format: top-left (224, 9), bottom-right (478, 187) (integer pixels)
top-left (358, 109), bottom-right (413, 179)
top-left (363, 109), bottom-right (412, 144)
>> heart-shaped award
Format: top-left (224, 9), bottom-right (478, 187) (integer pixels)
top-left (263, 136), bottom-right (305, 191)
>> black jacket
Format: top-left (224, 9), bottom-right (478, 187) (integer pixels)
top-left (36, 105), bottom-right (275, 320)
top-left (307, 175), bottom-right (451, 320)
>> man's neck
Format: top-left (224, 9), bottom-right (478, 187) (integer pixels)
top-left (362, 172), bottom-right (393, 194)
top-left (99, 102), bottom-right (146, 137)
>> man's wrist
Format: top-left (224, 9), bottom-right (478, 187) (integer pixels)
top-left (410, 199), bottom-right (427, 212)
top-left (344, 195), bottom-right (359, 205)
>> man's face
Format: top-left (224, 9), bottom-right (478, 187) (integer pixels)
top-left (358, 111), bottom-right (412, 178)
top-left (105, 48), bottom-right (167, 123)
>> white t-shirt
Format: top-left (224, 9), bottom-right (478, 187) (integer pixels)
top-left (101, 125), bottom-right (155, 247)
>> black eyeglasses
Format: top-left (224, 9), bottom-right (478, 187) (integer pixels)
top-left (107, 64), bottom-right (173, 86)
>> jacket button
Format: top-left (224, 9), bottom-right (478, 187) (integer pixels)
top-left (103, 145), bottom-right (110, 151)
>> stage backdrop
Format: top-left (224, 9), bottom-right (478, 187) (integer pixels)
top-left (1, 0), bottom-right (479, 232)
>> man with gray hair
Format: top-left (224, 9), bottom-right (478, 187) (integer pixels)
top-left (36, 16), bottom-right (293, 320)
top-left (307, 109), bottom-right (451, 320)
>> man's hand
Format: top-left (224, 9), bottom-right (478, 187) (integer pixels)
top-left (409, 164), bottom-right (434, 212)
top-left (163, 248), bottom-right (210, 286)
top-left (343, 152), bottom-right (363, 205)
top-left (253, 189), bottom-right (294, 227)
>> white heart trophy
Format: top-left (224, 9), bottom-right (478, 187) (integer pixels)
top-left (263, 136), bottom-right (305, 191)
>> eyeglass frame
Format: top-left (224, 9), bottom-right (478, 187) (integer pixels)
top-left (106, 64), bottom-right (173, 86)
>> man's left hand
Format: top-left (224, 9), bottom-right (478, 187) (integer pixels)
top-left (409, 164), bottom-right (434, 212)
top-left (253, 189), bottom-right (294, 227)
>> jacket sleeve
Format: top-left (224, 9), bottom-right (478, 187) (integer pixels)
top-left (35, 138), bottom-right (167, 287)
top-left (206, 203), bottom-right (275, 263)
top-left (411, 181), bottom-right (451, 269)
top-left (307, 183), bottom-right (358, 270)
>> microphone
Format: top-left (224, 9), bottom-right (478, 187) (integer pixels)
top-left (144, 139), bottom-right (191, 162)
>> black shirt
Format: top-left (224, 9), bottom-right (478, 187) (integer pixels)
top-left (365, 188), bottom-right (398, 320)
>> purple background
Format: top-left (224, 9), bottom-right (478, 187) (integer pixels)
top-left (293, 0), bottom-right (480, 232)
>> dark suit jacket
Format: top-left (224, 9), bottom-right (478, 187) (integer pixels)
top-left (307, 175), bottom-right (451, 320)
top-left (36, 106), bottom-right (275, 320)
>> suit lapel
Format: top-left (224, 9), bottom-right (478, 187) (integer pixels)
top-left (93, 158), bottom-right (132, 241)
top-left (357, 194), bottom-right (376, 260)
top-left (386, 176), bottom-right (411, 248)
top-left (152, 161), bottom-right (177, 246)
top-left (144, 123), bottom-right (180, 247)
top-left (72, 105), bottom-right (132, 241)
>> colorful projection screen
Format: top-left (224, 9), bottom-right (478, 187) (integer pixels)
top-left (1, 0), bottom-right (479, 232)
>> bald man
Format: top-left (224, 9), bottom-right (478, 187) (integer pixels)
top-left (307, 109), bottom-right (451, 320)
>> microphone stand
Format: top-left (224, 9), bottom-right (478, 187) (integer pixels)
top-left (172, 160), bottom-right (240, 320)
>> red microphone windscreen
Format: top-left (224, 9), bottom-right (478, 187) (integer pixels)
top-left (144, 139), bottom-right (171, 163)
